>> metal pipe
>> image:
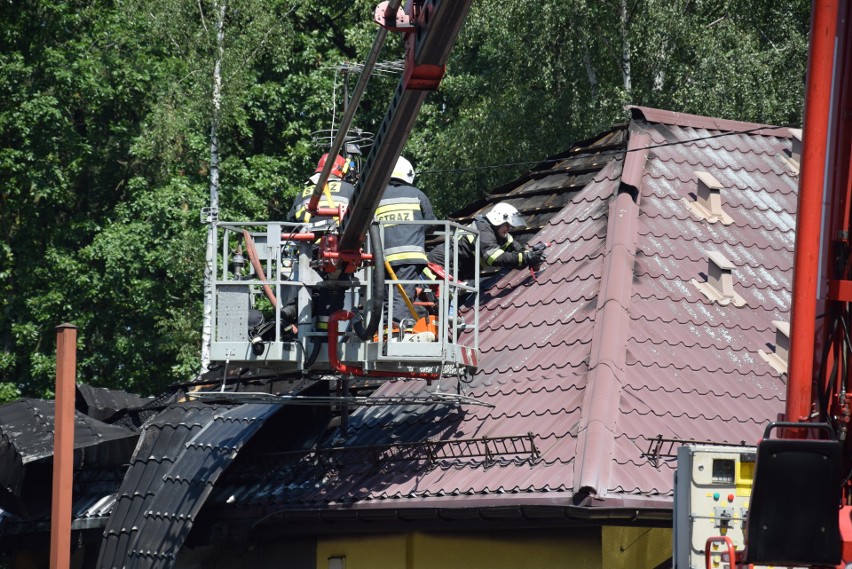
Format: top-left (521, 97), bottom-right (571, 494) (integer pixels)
top-left (327, 310), bottom-right (439, 379)
top-left (50, 323), bottom-right (77, 569)
top-left (786, 0), bottom-right (839, 423)
top-left (307, 0), bottom-right (402, 214)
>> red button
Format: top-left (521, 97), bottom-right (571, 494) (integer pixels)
top-left (728, 494), bottom-right (735, 502)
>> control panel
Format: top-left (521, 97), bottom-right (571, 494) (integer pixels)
top-left (674, 444), bottom-right (756, 569)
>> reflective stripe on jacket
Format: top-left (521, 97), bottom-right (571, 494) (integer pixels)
top-left (287, 179), bottom-right (354, 223)
top-left (427, 215), bottom-right (524, 280)
top-left (376, 183), bottom-right (435, 266)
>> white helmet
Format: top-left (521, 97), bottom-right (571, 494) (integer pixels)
top-left (485, 202), bottom-right (525, 228)
top-left (390, 156), bottom-right (415, 184)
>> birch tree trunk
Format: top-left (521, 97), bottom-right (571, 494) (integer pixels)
top-left (620, 0), bottom-right (632, 95)
top-left (201, 0), bottom-right (226, 372)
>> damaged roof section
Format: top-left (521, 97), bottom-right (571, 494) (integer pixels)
top-left (0, 394), bottom-right (141, 523)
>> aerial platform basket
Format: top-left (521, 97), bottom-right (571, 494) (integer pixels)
top-left (208, 219), bottom-right (480, 380)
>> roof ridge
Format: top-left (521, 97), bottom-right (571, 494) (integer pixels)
top-left (573, 131), bottom-right (651, 498)
top-left (628, 106), bottom-right (790, 137)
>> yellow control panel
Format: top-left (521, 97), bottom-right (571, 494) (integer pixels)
top-left (674, 444), bottom-right (756, 569)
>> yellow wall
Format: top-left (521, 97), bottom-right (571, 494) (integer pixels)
top-left (601, 526), bottom-right (672, 569)
top-left (317, 528), bottom-right (600, 569)
top-left (317, 526), bottom-right (672, 569)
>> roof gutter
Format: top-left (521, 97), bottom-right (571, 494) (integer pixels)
top-left (241, 504), bottom-right (672, 538)
top-left (573, 132), bottom-right (651, 497)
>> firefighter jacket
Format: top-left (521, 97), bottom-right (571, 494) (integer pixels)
top-left (375, 182), bottom-right (436, 266)
top-left (427, 215), bottom-right (525, 280)
top-left (287, 179), bottom-right (355, 224)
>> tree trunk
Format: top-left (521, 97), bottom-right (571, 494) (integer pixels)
top-left (201, 0), bottom-right (226, 372)
top-left (620, 0), bottom-right (632, 95)
top-left (583, 44), bottom-right (598, 100)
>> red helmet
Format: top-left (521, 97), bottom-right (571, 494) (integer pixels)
top-left (315, 154), bottom-right (348, 178)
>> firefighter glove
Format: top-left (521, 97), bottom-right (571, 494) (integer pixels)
top-left (523, 249), bottom-right (545, 268)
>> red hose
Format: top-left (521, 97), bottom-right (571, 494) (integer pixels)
top-left (327, 310), bottom-right (439, 380)
top-left (242, 230), bottom-right (277, 308)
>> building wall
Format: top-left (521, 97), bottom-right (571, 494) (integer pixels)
top-left (316, 529), bottom-right (600, 569)
top-left (166, 524), bottom-right (672, 569)
top-left (601, 526), bottom-right (672, 569)
top-left (315, 526), bottom-right (672, 569)
top-left (175, 538), bottom-right (316, 569)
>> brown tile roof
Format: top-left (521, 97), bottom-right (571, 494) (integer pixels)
top-left (213, 106), bottom-right (796, 516)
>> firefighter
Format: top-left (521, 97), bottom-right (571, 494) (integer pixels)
top-left (375, 156), bottom-right (436, 332)
top-left (286, 154), bottom-right (356, 334)
top-left (427, 202), bottom-right (544, 281)
top-left (288, 153), bottom-right (355, 224)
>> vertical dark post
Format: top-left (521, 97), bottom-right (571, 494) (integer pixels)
top-left (51, 323), bottom-right (77, 569)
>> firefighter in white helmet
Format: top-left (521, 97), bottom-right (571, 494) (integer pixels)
top-left (375, 156), bottom-right (436, 328)
top-left (427, 202), bottom-right (543, 281)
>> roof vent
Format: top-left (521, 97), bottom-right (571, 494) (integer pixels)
top-left (790, 129), bottom-right (803, 163)
top-left (691, 251), bottom-right (746, 307)
top-left (759, 320), bottom-right (790, 374)
top-left (783, 128), bottom-right (803, 174)
top-left (683, 171), bottom-right (733, 225)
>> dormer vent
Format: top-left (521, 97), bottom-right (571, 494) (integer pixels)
top-left (780, 129), bottom-right (802, 174)
top-left (707, 251), bottom-right (735, 298)
top-left (683, 171), bottom-right (733, 225)
top-left (759, 320), bottom-right (790, 374)
top-left (790, 129), bottom-right (803, 165)
top-left (697, 172), bottom-right (724, 217)
top-left (773, 320), bottom-right (790, 363)
top-left (691, 251), bottom-right (746, 307)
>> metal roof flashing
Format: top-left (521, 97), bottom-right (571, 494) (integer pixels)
top-left (683, 171), bottom-right (734, 225)
top-left (691, 251), bottom-right (747, 307)
top-left (627, 105), bottom-right (791, 137)
top-left (759, 320), bottom-right (790, 375)
top-left (573, 132), bottom-right (649, 497)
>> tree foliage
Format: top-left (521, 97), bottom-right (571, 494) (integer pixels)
top-left (0, 0), bottom-right (810, 401)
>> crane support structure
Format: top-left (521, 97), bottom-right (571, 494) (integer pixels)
top-left (786, 0), bottom-right (843, 425)
top-left (339, 0), bottom-right (474, 251)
